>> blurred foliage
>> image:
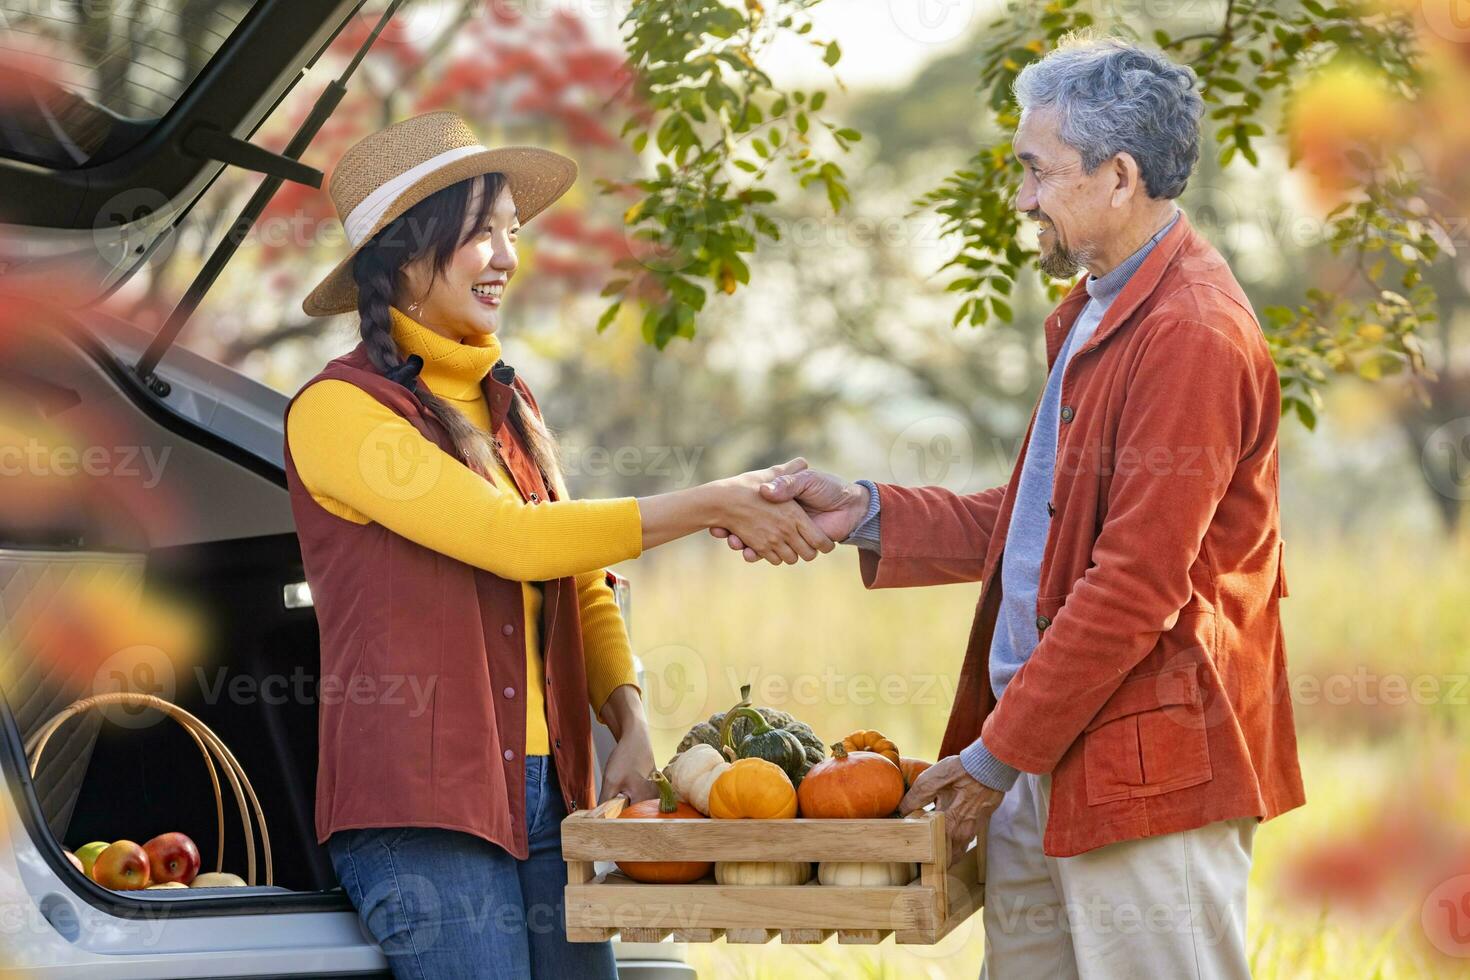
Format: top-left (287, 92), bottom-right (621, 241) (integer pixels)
top-left (915, 0), bottom-right (1451, 431)
top-left (617, 0), bottom-right (1461, 431)
top-left (602, 0), bottom-right (859, 347)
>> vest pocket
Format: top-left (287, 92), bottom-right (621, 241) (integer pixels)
top-left (1082, 664), bottom-right (1213, 805)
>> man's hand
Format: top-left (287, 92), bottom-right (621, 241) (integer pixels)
top-left (711, 468), bottom-right (870, 563)
top-left (711, 460), bottom-right (836, 565)
top-left (899, 755), bottom-right (1005, 863)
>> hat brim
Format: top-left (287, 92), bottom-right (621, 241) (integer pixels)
top-left (301, 146), bottom-right (577, 317)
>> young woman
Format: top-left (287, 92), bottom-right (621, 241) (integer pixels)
top-left (286, 112), bottom-right (830, 979)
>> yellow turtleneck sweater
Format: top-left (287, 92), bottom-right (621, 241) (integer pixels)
top-left (285, 306), bottom-right (643, 754)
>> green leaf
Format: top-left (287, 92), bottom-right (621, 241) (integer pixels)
top-left (824, 41), bottom-right (841, 66)
top-left (596, 302), bottom-right (621, 333)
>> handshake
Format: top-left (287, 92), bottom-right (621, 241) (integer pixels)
top-left (704, 458), bottom-right (870, 566)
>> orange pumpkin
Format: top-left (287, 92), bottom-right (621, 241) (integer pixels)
top-left (898, 757), bottom-right (932, 790)
top-left (797, 742), bottom-right (905, 819)
top-left (615, 772), bottom-right (712, 883)
top-left (841, 729), bottom-right (900, 767)
top-left (708, 758), bottom-right (798, 819)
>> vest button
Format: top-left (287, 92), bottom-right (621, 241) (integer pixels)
top-left (1060, 405), bottom-right (1075, 423)
top-left (529, 492), bottom-right (540, 503)
top-left (502, 623), bottom-right (514, 636)
top-left (503, 686), bottom-right (515, 699)
top-left (503, 749), bottom-right (515, 761)
top-left (1036, 614), bottom-right (1051, 631)
top-left (554, 739), bottom-right (562, 749)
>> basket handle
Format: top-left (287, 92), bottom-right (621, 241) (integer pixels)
top-left (24, 692), bottom-right (272, 886)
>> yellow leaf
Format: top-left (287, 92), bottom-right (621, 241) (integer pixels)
top-left (1356, 323), bottom-right (1386, 342)
top-left (623, 200), bottom-right (644, 225)
top-left (719, 264), bottom-right (738, 295)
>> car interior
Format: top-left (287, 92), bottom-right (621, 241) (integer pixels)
top-left (0, 0), bottom-right (390, 908)
top-left (1, 313), bottom-right (338, 898)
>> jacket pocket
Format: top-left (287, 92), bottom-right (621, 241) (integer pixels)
top-left (1083, 664), bottom-right (1213, 805)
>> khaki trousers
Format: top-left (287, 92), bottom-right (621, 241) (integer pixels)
top-left (980, 773), bottom-right (1256, 980)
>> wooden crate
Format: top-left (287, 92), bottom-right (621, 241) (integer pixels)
top-left (562, 798), bottom-right (986, 945)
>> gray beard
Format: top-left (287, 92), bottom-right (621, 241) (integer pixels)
top-left (1038, 238), bottom-right (1084, 279)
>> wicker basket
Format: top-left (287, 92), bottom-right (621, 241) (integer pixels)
top-left (24, 691), bottom-right (272, 886)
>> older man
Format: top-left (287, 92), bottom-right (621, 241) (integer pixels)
top-left (716, 36), bottom-right (1304, 978)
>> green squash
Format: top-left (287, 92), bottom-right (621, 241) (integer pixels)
top-left (675, 686), bottom-right (824, 786)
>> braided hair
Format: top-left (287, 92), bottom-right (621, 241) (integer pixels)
top-left (350, 172), bottom-right (566, 498)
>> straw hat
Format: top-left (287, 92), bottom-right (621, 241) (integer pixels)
top-left (302, 110), bottom-right (577, 317)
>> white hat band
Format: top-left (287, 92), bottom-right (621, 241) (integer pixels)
top-left (342, 144), bottom-right (488, 247)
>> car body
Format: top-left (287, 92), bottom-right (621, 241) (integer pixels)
top-left (0, 1), bottom-right (690, 976)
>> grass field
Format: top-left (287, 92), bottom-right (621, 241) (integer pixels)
top-left (621, 532), bottom-right (1470, 978)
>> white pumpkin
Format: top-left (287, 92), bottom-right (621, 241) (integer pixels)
top-left (664, 744), bottom-right (730, 816)
top-left (714, 861), bottom-right (813, 886)
top-left (816, 862), bottom-right (917, 886)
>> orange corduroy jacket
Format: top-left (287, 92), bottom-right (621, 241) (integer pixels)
top-left (861, 210), bottom-right (1305, 856)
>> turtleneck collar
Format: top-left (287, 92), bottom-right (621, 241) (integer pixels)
top-left (388, 305), bottom-right (503, 401)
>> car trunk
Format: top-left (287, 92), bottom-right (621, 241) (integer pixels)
top-left (1, 310), bottom-right (336, 897)
top-left (0, 0), bottom-right (382, 906)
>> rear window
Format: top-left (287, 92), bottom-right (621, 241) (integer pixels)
top-left (0, 0), bottom-right (260, 169)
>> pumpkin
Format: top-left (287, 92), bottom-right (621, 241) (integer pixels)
top-left (714, 861), bottom-right (812, 886)
top-left (616, 772), bottom-right (712, 884)
top-left (720, 701), bottom-right (808, 784)
top-left (664, 744), bottom-right (730, 815)
top-left (898, 757), bottom-right (932, 791)
top-left (841, 729), bottom-right (900, 767)
top-left (707, 758), bottom-right (798, 819)
top-left (816, 862), bottom-right (917, 886)
top-left (676, 685), bottom-right (824, 782)
top-left (796, 742), bottom-right (905, 819)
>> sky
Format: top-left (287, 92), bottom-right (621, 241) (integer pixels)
top-left (569, 0), bottom-right (989, 91)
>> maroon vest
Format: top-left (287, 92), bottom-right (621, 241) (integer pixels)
top-left (282, 343), bottom-right (596, 859)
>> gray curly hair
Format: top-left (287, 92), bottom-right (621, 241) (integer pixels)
top-left (1014, 34), bottom-right (1204, 200)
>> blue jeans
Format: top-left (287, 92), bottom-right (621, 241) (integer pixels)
top-left (327, 755), bottom-right (617, 980)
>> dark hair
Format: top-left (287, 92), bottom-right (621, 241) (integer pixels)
top-left (350, 173), bottom-right (565, 497)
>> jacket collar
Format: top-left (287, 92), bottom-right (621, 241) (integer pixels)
top-left (1043, 207), bottom-right (1195, 368)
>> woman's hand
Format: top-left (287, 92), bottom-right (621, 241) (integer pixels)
top-left (597, 685), bottom-right (657, 804)
top-left (635, 458), bottom-right (835, 564)
top-left (709, 460), bottom-right (836, 565)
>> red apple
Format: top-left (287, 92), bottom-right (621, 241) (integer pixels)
top-left (91, 841), bottom-right (151, 890)
top-left (143, 833), bottom-right (200, 886)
